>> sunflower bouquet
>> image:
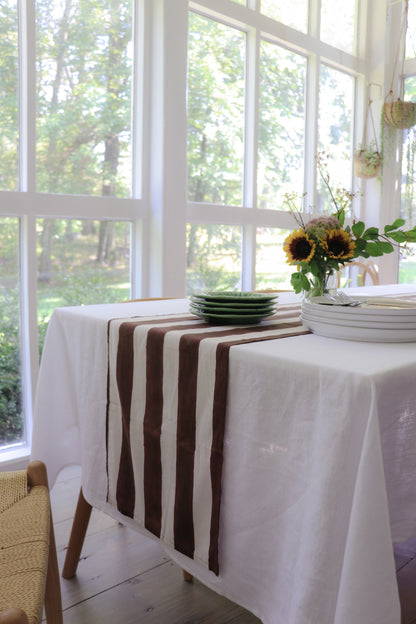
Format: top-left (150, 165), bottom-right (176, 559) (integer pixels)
top-left (283, 172), bottom-right (416, 298)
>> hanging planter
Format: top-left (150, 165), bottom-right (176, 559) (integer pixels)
top-left (383, 90), bottom-right (416, 129)
top-left (353, 143), bottom-right (382, 179)
top-left (381, 0), bottom-right (416, 158)
top-left (354, 99), bottom-right (383, 179)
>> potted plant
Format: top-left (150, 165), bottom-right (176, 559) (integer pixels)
top-left (383, 90), bottom-right (416, 129)
top-left (353, 141), bottom-right (383, 179)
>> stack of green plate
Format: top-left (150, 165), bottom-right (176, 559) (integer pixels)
top-left (189, 291), bottom-right (278, 324)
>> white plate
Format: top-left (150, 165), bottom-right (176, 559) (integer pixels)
top-left (301, 317), bottom-right (416, 342)
top-left (301, 310), bottom-right (416, 329)
top-left (303, 301), bottom-right (416, 319)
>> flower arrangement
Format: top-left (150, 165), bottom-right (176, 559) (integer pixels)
top-left (283, 161), bottom-right (416, 298)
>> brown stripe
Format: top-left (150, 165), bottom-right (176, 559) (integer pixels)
top-left (173, 333), bottom-right (199, 557)
top-left (142, 322), bottom-right (203, 537)
top-left (208, 323), bottom-right (310, 574)
top-left (173, 318), bottom-right (306, 566)
top-left (109, 315), bottom-right (200, 513)
top-left (115, 321), bottom-right (137, 517)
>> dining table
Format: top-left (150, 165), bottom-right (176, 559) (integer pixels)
top-left (31, 284), bottom-right (416, 624)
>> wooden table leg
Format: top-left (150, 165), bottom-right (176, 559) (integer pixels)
top-left (62, 488), bottom-right (92, 579)
top-left (182, 569), bottom-right (193, 582)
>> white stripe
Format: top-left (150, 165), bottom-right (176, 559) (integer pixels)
top-left (107, 319), bottom-right (125, 506)
top-left (130, 325), bottom-right (150, 524)
top-left (193, 338), bottom-right (216, 565)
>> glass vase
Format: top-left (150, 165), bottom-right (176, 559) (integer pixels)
top-left (305, 271), bottom-right (333, 300)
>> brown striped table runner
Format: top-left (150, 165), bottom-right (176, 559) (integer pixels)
top-left (106, 304), bottom-right (308, 574)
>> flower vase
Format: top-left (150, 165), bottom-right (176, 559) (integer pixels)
top-left (305, 272), bottom-right (332, 300)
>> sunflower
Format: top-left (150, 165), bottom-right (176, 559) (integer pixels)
top-left (322, 229), bottom-right (356, 260)
top-left (284, 229), bottom-right (316, 264)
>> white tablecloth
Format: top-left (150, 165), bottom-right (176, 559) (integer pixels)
top-left (32, 285), bottom-right (416, 624)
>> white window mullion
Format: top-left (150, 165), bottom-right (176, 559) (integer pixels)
top-left (304, 53), bottom-right (320, 216)
top-left (241, 224), bottom-right (256, 291)
top-left (19, 0), bottom-right (38, 450)
top-left (241, 25), bottom-right (259, 290)
top-left (19, 216), bottom-right (38, 447)
top-left (148, 0), bottom-right (188, 298)
top-left (19, 0), bottom-right (36, 193)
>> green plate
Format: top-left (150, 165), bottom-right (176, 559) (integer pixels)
top-left (190, 302), bottom-right (277, 315)
top-left (190, 310), bottom-right (276, 325)
top-left (191, 292), bottom-right (278, 306)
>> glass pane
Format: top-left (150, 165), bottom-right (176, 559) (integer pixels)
top-left (186, 224), bottom-right (241, 294)
top-left (0, 1), bottom-right (19, 191)
top-left (407, 0), bottom-right (416, 58)
top-left (400, 77), bottom-right (416, 226)
top-left (399, 78), bottom-right (416, 283)
top-left (258, 41), bottom-right (306, 209)
top-left (0, 218), bottom-right (24, 446)
top-left (187, 13), bottom-right (245, 206)
top-left (318, 65), bottom-right (354, 213)
top-left (260, 0), bottom-right (308, 33)
top-left (37, 219), bottom-right (131, 348)
top-left (256, 227), bottom-right (293, 290)
top-left (320, 0), bottom-right (356, 53)
top-left (36, 0), bottom-right (133, 197)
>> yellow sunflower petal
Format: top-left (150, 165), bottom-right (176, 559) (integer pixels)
top-left (322, 229), bottom-right (355, 260)
top-left (284, 229), bottom-right (316, 264)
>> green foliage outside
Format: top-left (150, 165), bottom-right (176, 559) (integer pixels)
top-left (0, 288), bottom-right (23, 445)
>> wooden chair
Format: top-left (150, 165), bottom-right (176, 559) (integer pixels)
top-left (0, 461), bottom-right (62, 623)
top-left (337, 260), bottom-right (379, 288)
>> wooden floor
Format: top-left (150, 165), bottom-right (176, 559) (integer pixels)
top-left (50, 465), bottom-right (416, 623)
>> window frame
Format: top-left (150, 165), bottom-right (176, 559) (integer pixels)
top-left (0, 0), bottom-right (399, 467)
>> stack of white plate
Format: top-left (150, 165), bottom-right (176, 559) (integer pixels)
top-left (302, 300), bottom-right (416, 342)
top-left (190, 291), bottom-right (278, 325)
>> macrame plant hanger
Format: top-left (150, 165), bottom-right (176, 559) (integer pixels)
top-left (384, 0), bottom-right (416, 129)
top-left (354, 98), bottom-right (382, 179)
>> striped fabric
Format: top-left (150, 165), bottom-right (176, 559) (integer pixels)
top-left (106, 304), bottom-right (308, 574)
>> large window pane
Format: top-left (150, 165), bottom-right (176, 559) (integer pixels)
top-left (0, 218), bottom-right (23, 446)
top-left (186, 224), bottom-right (241, 294)
top-left (260, 0), bottom-right (308, 33)
top-left (256, 227), bottom-right (292, 290)
top-left (0, 0), bottom-right (19, 191)
top-left (407, 0), bottom-right (416, 58)
top-left (258, 41), bottom-right (306, 209)
top-left (320, 0), bottom-right (356, 53)
top-left (399, 77), bottom-right (416, 283)
top-left (37, 218), bottom-right (131, 346)
top-left (318, 66), bottom-right (354, 213)
top-left (36, 0), bottom-right (133, 197)
top-left (187, 13), bottom-right (245, 206)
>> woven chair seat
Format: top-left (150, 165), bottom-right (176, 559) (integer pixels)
top-left (0, 464), bottom-right (62, 624)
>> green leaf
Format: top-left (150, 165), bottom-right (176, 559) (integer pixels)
top-left (363, 227), bottom-right (379, 239)
top-left (388, 231), bottom-right (408, 243)
top-left (352, 221), bottom-right (365, 237)
top-left (364, 241), bottom-right (384, 256)
top-left (300, 274), bottom-right (310, 290)
top-left (338, 208), bottom-right (345, 227)
top-left (406, 231), bottom-right (416, 242)
top-left (290, 273), bottom-right (303, 293)
top-left (384, 219), bottom-right (405, 233)
top-left (378, 241), bottom-right (394, 253)
top-left (354, 238), bottom-right (367, 253)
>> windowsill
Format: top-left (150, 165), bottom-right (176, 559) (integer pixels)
top-left (0, 445), bottom-right (31, 471)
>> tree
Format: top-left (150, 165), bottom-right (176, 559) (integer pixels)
top-left (36, 0), bottom-right (132, 279)
top-left (0, 1), bottom-right (19, 192)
